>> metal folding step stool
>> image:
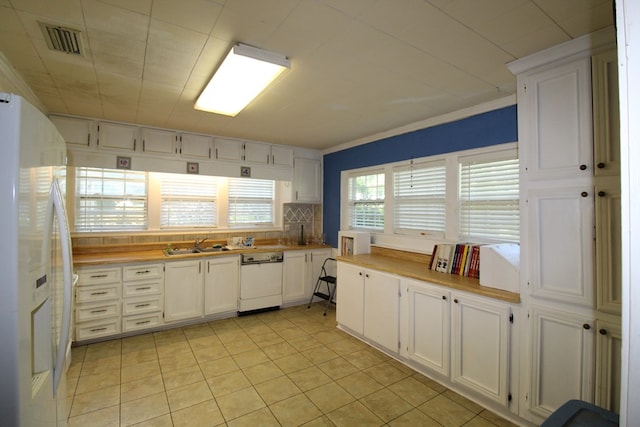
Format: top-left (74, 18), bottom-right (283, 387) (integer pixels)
top-left (307, 257), bottom-right (337, 316)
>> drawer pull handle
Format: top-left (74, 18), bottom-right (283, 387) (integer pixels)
top-left (135, 320), bottom-right (151, 325)
top-left (90, 327), bottom-right (107, 333)
top-left (135, 303), bottom-right (151, 308)
top-left (90, 309), bottom-right (108, 314)
top-left (91, 291), bottom-right (108, 296)
top-left (135, 270), bottom-right (151, 274)
top-left (135, 287), bottom-right (151, 291)
top-left (90, 274), bottom-right (108, 278)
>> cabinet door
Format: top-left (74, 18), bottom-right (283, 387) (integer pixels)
top-left (336, 262), bottom-right (364, 334)
top-left (141, 128), bottom-right (176, 155)
top-left (180, 133), bottom-right (212, 159)
top-left (404, 279), bottom-right (450, 376)
top-left (595, 178), bottom-right (622, 314)
top-left (164, 260), bottom-right (203, 322)
top-left (98, 122), bottom-right (138, 151)
top-left (451, 293), bottom-right (510, 405)
top-left (244, 141), bottom-right (270, 164)
top-left (528, 186), bottom-right (595, 306)
top-left (271, 145), bottom-right (294, 167)
top-left (595, 319), bottom-right (622, 413)
top-left (592, 49), bottom-right (620, 177)
top-left (293, 157), bottom-right (321, 203)
top-left (283, 251), bottom-right (308, 303)
top-left (214, 138), bottom-right (243, 161)
top-left (204, 257), bottom-right (238, 315)
top-left (522, 58), bottom-right (593, 180)
top-left (363, 269), bottom-right (400, 353)
top-left (528, 306), bottom-right (594, 419)
top-left (50, 115), bottom-right (91, 147)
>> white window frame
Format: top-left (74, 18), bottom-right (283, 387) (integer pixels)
top-left (69, 167), bottom-right (282, 233)
top-left (343, 169), bottom-right (386, 231)
top-left (340, 142), bottom-right (518, 252)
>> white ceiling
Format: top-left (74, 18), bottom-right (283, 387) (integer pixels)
top-left (0, 0), bottom-right (614, 150)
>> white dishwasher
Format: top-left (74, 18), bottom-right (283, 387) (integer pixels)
top-left (239, 252), bottom-right (283, 314)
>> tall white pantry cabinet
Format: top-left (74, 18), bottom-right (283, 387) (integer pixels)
top-left (508, 27), bottom-right (621, 423)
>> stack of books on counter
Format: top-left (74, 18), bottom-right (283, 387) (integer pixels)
top-left (429, 243), bottom-right (481, 279)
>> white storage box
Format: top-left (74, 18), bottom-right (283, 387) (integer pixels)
top-left (479, 244), bottom-right (520, 293)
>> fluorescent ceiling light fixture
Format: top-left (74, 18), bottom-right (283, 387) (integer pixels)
top-left (195, 43), bottom-right (290, 117)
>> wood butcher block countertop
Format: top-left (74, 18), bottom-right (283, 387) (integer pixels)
top-left (73, 241), bottom-right (332, 267)
top-left (337, 246), bottom-right (520, 304)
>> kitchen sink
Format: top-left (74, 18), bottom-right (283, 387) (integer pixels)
top-left (165, 246), bottom-right (231, 255)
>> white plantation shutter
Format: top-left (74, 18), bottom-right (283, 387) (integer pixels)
top-left (347, 172), bottom-right (384, 230)
top-left (228, 178), bottom-right (274, 226)
top-left (75, 167), bottom-right (147, 231)
top-left (159, 173), bottom-right (217, 227)
top-left (459, 153), bottom-right (519, 242)
top-left (393, 161), bottom-right (446, 235)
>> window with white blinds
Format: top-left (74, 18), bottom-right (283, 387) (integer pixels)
top-left (459, 154), bottom-right (519, 243)
top-left (393, 161), bottom-right (446, 235)
top-left (228, 178), bottom-right (274, 226)
top-left (75, 167), bottom-right (147, 232)
top-left (159, 173), bottom-right (217, 228)
top-left (347, 172), bottom-right (385, 230)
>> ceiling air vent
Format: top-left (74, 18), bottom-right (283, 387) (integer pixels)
top-left (39, 22), bottom-right (85, 56)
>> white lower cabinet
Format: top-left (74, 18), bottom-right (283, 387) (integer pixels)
top-left (451, 292), bottom-right (511, 405)
top-left (164, 259), bottom-right (203, 322)
top-left (75, 266), bottom-right (122, 341)
top-left (402, 279), bottom-right (512, 405)
top-left (336, 262), bottom-right (365, 334)
top-left (283, 249), bottom-right (333, 305)
top-left (528, 305), bottom-right (594, 420)
top-left (204, 256), bottom-right (239, 315)
top-left (283, 251), bottom-right (308, 303)
top-left (403, 279), bottom-right (450, 377)
top-left (336, 262), bottom-right (400, 353)
top-left (363, 270), bottom-right (400, 353)
top-left (121, 263), bottom-right (164, 333)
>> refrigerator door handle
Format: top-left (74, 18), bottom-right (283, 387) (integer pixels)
top-left (50, 179), bottom-right (73, 395)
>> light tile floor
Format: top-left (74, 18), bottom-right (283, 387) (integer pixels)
top-left (66, 303), bottom-right (519, 427)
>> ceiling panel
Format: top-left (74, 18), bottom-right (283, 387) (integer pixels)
top-left (0, 0), bottom-right (615, 150)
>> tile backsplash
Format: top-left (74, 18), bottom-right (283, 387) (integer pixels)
top-left (283, 203), bottom-right (322, 244)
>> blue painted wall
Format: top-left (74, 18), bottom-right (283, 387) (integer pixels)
top-left (322, 105), bottom-right (518, 247)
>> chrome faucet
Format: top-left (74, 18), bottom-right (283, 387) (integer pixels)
top-left (195, 237), bottom-right (208, 249)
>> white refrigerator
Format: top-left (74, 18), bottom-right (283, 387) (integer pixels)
top-left (0, 93), bottom-right (74, 426)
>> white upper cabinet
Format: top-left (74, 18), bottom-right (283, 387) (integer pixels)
top-left (592, 49), bottom-right (620, 177)
top-left (244, 141), bottom-right (270, 164)
top-left (271, 145), bottom-right (294, 167)
top-left (179, 133), bottom-right (212, 159)
top-left (141, 128), bottom-right (176, 155)
top-left (98, 122), bottom-right (138, 151)
top-left (595, 177), bottom-right (622, 314)
top-left (214, 137), bottom-right (244, 162)
top-left (293, 157), bottom-right (321, 203)
top-left (520, 58), bottom-right (593, 181)
top-left (50, 115), bottom-right (91, 147)
top-left (528, 185), bottom-right (595, 307)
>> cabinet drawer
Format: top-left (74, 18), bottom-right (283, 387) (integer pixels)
top-left (123, 280), bottom-right (162, 298)
top-left (76, 283), bottom-right (120, 303)
top-left (123, 264), bottom-right (163, 281)
top-left (76, 301), bottom-right (121, 322)
top-left (122, 313), bottom-right (163, 333)
top-left (77, 267), bottom-right (120, 285)
top-left (76, 318), bottom-right (121, 341)
top-left (122, 296), bottom-right (162, 315)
